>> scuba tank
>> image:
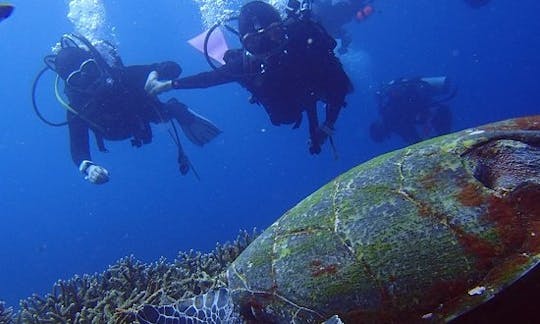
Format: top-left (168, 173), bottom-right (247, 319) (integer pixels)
top-left (420, 76), bottom-right (450, 96)
top-left (419, 76), bottom-right (458, 104)
top-left (420, 76), bottom-right (458, 107)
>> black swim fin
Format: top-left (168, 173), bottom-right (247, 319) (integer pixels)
top-left (0, 4), bottom-right (14, 22)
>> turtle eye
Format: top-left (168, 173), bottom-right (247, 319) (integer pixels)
top-left (464, 139), bottom-right (540, 192)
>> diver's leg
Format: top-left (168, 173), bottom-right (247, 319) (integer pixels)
top-left (307, 105), bottom-right (323, 154)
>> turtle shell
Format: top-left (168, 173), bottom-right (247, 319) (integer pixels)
top-left (227, 116), bottom-right (540, 323)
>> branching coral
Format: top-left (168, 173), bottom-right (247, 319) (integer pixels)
top-left (10, 229), bottom-right (258, 323)
top-left (0, 300), bottom-right (14, 324)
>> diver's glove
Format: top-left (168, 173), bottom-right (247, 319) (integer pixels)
top-left (171, 99), bottom-right (222, 146)
top-left (309, 123), bottom-right (334, 155)
top-left (144, 71), bottom-right (173, 96)
top-left (79, 160), bottom-right (109, 184)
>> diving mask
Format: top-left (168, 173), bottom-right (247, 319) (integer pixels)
top-left (241, 22), bottom-right (287, 56)
top-left (66, 58), bottom-right (102, 89)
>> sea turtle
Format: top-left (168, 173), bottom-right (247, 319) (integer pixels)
top-left (138, 116), bottom-right (540, 323)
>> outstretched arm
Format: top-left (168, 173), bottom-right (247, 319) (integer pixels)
top-left (171, 67), bottom-right (236, 89)
top-left (145, 64), bottom-right (239, 95)
top-left (122, 61), bottom-right (183, 90)
top-left (145, 55), bottom-right (243, 95)
top-left (68, 112), bottom-right (91, 167)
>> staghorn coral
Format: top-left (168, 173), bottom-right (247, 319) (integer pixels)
top-left (10, 229), bottom-right (258, 324)
top-left (0, 300), bottom-right (14, 324)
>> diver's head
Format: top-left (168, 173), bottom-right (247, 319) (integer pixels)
top-left (54, 46), bottom-right (102, 90)
top-left (238, 1), bottom-right (286, 56)
top-left (54, 47), bottom-right (91, 79)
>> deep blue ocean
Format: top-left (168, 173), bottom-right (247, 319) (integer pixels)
top-left (0, 0), bottom-right (538, 308)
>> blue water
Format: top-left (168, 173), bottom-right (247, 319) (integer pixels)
top-left (0, 0), bottom-right (538, 308)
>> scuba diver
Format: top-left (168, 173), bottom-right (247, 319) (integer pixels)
top-left (0, 3), bottom-right (14, 23)
top-left (369, 76), bottom-right (455, 145)
top-left (291, 0), bottom-right (374, 54)
top-left (37, 34), bottom-right (221, 184)
top-left (146, 1), bottom-right (352, 156)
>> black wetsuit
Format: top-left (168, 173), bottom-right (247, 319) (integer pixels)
top-left (171, 18), bottom-right (352, 151)
top-left (66, 62), bottom-right (181, 166)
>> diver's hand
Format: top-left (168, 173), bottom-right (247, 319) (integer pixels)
top-left (79, 160), bottom-right (109, 184)
top-left (145, 71), bottom-right (173, 96)
top-left (309, 123), bottom-right (334, 155)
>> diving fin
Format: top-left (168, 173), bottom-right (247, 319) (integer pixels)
top-left (167, 98), bottom-right (221, 146)
top-left (180, 109), bottom-right (222, 146)
top-left (168, 99), bottom-right (222, 146)
top-left (0, 3), bottom-right (14, 22)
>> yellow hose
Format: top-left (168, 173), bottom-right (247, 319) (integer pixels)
top-left (53, 76), bottom-right (104, 132)
top-left (54, 75), bottom-right (80, 115)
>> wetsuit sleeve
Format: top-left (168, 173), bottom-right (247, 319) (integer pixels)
top-left (119, 62), bottom-right (181, 90)
top-left (171, 65), bottom-right (237, 89)
top-left (67, 111), bottom-right (91, 167)
top-left (171, 50), bottom-right (244, 89)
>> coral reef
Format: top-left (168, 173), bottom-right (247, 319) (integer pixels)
top-left (0, 301), bottom-right (14, 323)
top-left (6, 229), bottom-right (257, 324)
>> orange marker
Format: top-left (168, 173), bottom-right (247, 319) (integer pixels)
top-left (355, 4), bottom-right (373, 22)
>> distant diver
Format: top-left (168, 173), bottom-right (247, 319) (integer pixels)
top-left (0, 3), bottom-right (14, 22)
top-left (370, 76), bottom-right (456, 145)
